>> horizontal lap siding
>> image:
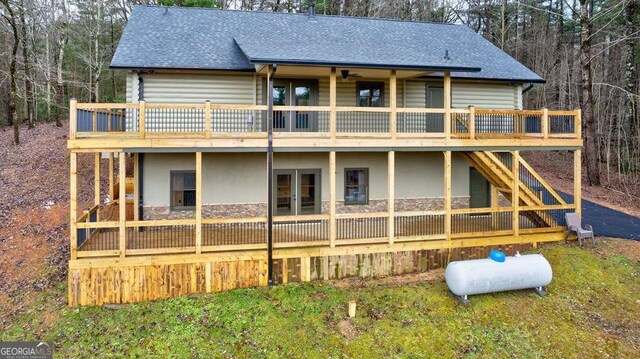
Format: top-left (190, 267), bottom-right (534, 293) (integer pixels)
top-left (143, 74), bottom-right (254, 104)
top-left (404, 80), bottom-right (520, 110)
top-left (404, 80), bottom-right (427, 108)
top-left (452, 82), bottom-right (520, 109)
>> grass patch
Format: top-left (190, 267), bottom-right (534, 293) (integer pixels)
top-left (2, 242), bottom-right (639, 358)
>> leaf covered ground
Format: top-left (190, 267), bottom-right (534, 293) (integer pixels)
top-left (2, 241), bottom-right (639, 358)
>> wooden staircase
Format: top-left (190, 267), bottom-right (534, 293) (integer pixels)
top-left (461, 151), bottom-right (567, 227)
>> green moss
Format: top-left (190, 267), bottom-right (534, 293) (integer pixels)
top-left (2, 243), bottom-right (639, 358)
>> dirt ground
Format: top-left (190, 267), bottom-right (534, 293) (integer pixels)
top-left (0, 123), bottom-right (98, 316)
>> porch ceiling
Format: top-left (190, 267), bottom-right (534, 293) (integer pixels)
top-left (255, 65), bottom-right (431, 79)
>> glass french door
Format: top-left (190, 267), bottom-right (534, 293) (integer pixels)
top-left (274, 169), bottom-right (321, 216)
top-left (272, 81), bottom-right (317, 132)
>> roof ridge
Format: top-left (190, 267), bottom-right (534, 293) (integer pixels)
top-left (134, 4), bottom-right (462, 27)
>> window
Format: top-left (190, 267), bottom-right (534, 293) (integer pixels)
top-left (357, 82), bottom-right (384, 107)
top-left (170, 171), bottom-right (196, 210)
top-left (344, 168), bottom-right (368, 205)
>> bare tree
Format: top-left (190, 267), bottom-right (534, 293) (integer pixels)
top-left (579, 0), bottom-right (600, 185)
top-left (1, 0), bottom-right (21, 144)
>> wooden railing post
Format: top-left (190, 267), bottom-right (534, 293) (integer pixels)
top-left (575, 108), bottom-right (582, 139)
top-left (444, 151), bottom-right (452, 243)
top-left (390, 70), bottom-right (397, 140)
top-left (69, 98), bottom-right (77, 140)
top-left (70, 152), bottom-right (78, 260)
top-left (92, 108), bottom-right (97, 133)
top-left (388, 151), bottom-right (395, 245)
top-left (119, 152), bottom-right (126, 258)
top-left (574, 149), bottom-right (582, 218)
top-left (512, 150), bottom-right (520, 236)
top-left (443, 72), bottom-right (452, 140)
top-left (329, 151), bottom-right (336, 247)
top-left (468, 105), bottom-right (475, 139)
top-left (541, 108), bottom-right (549, 139)
top-left (139, 100), bottom-right (146, 138)
top-left (195, 152), bottom-right (203, 254)
top-left (330, 67), bottom-right (337, 141)
top-left (204, 100), bottom-right (212, 139)
top-left (94, 152), bottom-right (101, 218)
top-left (491, 186), bottom-right (499, 230)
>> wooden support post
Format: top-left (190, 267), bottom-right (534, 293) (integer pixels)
top-left (195, 152), bottom-right (203, 254)
top-left (108, 153), bottom-right (114, 202)
top-left (390, 70), bottom-right (397, 139)
top-left (388, 151), bottom-right (395, 244)
top-left (574, 149), bottom-right (582, 217)
top-left (512, 151), bottom-right (520, 236)
top-left (70, 152), bottom-right (78, 260)
top-left (94, 152), bottom-right (101, 220)
top-left (133, 153), bottom-right (139, 222)
top-left (119, 153), bottom-right (126, 258)
top-left (444, 151), bottom-right (452, 242)
top-left (94, 153), bottom-right (100, 206)
top-left (301, 257), bottom-right (311, 282)
top-left (69, 98), bottom-right (77, 140)
top-left (330, 67), bottom-right (337, 140)
top-left (443, 71), bottom-right (452, 140)
top-left (541, 108), bottom-right (549, 139)
top-left (329, 151), bottom-right (336, 248)
top-left (468, 105), bottom-right (475, 139)
top-left (204, 100), bottom-right (212, 138)
top-left (139, 100), bottom-right (146, 138)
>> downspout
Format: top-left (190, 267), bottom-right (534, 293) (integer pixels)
top-left (137, 70), bottom-right (144, 222)
top-left (522, 83), bottom-right (534, 94)
top-left (138, 153), bottom-right (144, 223)
top-left (267, 64), bottom-right (277, 285)
top-left (137, 69), bottom-right (144, 100)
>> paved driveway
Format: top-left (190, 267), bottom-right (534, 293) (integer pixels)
top-left (559, 192), bottom-right (640, 240)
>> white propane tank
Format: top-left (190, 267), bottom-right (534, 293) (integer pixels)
top-left (445, 253), bottom-right (552, 300)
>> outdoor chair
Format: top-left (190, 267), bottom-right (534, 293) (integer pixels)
top-left (564, 212), bottom-right (595, 247)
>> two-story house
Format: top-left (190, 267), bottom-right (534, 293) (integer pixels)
top-left (67, 5), bottom-right (582, 306)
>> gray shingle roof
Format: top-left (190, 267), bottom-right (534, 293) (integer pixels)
top-left (111, 6), bottom-right (544, 83)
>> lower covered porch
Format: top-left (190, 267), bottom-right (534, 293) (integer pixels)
top-left (68, 149), bottom-right (581, 305)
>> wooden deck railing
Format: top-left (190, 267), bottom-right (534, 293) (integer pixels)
top-left (69, 100), bottom-right (581, 141)
top-left (74, 204), bottom-right (575, 259)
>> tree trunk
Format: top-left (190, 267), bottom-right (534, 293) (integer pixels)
top-left (19, 0), bottom-right (34, 129)
top-left (625, 0), bottom-right (639, 170)
top-left (55, 0), bottom-right (68, 127)
top-left (2, 0), bottom-right (21, 144)
top-left (580, 0), bottom-right (600, 185)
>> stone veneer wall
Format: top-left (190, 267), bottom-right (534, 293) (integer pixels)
top-left (143, 197), bottom-right (470, 220)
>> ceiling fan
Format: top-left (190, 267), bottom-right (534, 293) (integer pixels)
top-left (340, 70), bottom-right (362, 81)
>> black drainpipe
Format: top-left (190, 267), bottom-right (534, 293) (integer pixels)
top-left (138, 153), bottom-right (144, 223)
top-left (267, 64), bottom-right (277, 285)
top-left (137, 70), bottom-right (144, 100)
top-left (137, 70), bottom-right (145, 223)
top-left (522, 83), bottom-right (534, 95)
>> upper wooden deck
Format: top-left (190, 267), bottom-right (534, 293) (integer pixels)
top-left (67, 101), bottom-right (582, 151)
